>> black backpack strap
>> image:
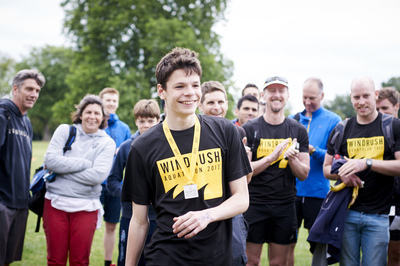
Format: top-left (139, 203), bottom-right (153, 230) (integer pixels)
top-left (381, 113), bottom-right (395, 154)
top-left (250, 117), bottom-right (261, 153)
top-left (293, 112), bottom-right (301, 122)
top-left (330, 120), bottom-right (347, 156)
top-left (63, 125), bottom-right (76, 153)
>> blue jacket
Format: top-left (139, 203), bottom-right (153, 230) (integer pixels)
top-left (290, 107), bottom-right (341, 199)
top-left (0, 99), bottom-right (33, 209)
top-left (105, 113), bottom-right (131, 149)
top-left (106, 131), bottom-right (156, 220)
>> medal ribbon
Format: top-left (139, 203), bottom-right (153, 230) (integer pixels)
top-left (163, 116), bottom-right (201, 185)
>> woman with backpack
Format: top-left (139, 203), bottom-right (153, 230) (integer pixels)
top-left (42, 94), bottom-right (116, 266)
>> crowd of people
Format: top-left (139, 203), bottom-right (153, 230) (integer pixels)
top-left (0, 47), bottom-right (399, 266)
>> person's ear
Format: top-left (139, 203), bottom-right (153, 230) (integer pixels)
top-left (158, 84), bottom-right (165, 100)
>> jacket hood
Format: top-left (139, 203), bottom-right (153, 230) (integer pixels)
top-left (74, 123), bottom-right (109, 138)
top-left (108, 113), bottom-right (119, 126)
top-left (0, 98), bottom-right (23, 117)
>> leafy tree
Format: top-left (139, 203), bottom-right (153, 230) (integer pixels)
top-left (15, 46), bottom-right (76, 140)
top-left (59, 0), bottom-right (233, 129)
top-left (382, 77), bottom-right (400, 92)
top-left (0, 53), bottom-right (15, 97)
top-left (324, 94), bottom-right (356, 120)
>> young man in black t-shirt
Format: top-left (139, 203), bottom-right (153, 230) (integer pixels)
top-left (323, 77), bottom-right (400, 265)
top-left (242, 76), bottom-right (310, 266)
top-left (122, 48), bottom-right (252, 265)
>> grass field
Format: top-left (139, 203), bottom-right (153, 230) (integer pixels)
top-left (14, 141), bottom-right (337, 265)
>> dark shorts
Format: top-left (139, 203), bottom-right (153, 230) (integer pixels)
top-left (295, 196), bottom-right (324, 229)
top-left (245, 202), bottom-right (297, 245)
top-left (0, 202), bottom-right (29, 264)
top-left (100, 184), bottom-right (121, 223)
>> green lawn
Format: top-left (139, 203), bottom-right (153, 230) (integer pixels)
top-left (15, 141), bottom-right (337, 265)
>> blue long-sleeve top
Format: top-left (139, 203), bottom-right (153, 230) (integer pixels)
top-left (106, 131), bottom-right (156, 220)
top-left (290, 107), bottom-right (341, 199)
top-left (105, 113), bottom-right (131, 149)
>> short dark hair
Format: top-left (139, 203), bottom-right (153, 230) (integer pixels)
top-left (155, 47), bottom-right (202, 90)
top-left (237, 94), bottom-right (259, 109)
top-left (71, 94), bottom-right (109, 129)
top-left (378, 87), bottom-right (399, 106)
top-left (200, 81), bottom-right (227, 103)
top-left (12, 69), bottom-right (46, 89)
top-left (242, 83), bottom-right (259, 96)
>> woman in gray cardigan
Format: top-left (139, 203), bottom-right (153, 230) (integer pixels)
top-left (43, 94), bottom-right (116, 266)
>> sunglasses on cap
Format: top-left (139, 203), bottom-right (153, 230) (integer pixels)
top-left (264, 76), bottom-right (288, 84)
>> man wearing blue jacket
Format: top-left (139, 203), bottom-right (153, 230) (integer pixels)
top-left (0, 69), bottom-right (45, 265)
top-left (107, 99), bottom-right (160, 266)
top-left (289, 77), bottom-right (341, 263)
top-left (99, 87), bottom-right (131, 266)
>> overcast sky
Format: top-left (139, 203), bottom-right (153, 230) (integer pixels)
top-left (1, 0), bottom-right (400, 112)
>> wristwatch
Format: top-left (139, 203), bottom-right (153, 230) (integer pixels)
top-left (366, 159), bottom-right (373, 169)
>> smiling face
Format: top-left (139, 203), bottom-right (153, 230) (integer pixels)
top-left (199, 90), bottom-right (228, 117)
top-left (12, 78), bottom-right (41, 115)
top-left (102, 93), bottom-right (119, 114)
top-left (262, 84), bottom-right (289, 113)
top-left (80, 103), bottom-right (104, 134)
top-left (350, 78), bottom-right (378, 121)
top-left (235, 100), bottom-right (259, 125)
top-left (157, 69), bottom-right (201, 120)
top-left (302, 80), bottom-right (324, 116)
top-left (376, 98), bottom-right (399, 118)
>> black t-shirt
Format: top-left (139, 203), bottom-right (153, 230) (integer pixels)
top-left (243, 117), bottom-right (309, 205)
top-left (122, 114), bottom-right (252, 265)
top-left (326, 113), bottom-right (400, 214)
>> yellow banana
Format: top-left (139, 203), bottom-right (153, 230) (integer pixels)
top-left (330, 182), bottom-right (346, 192)
top-left (330, 182), bottom-right (360, 208)
top-left (348, 186), bottom-right (359, 208)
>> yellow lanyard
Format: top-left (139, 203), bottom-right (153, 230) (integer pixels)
top-left (306, 115), bottom-right (312, 133)
top-left (163, 116), bottom-right (201, 185)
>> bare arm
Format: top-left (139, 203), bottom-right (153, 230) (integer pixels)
top-left (126, 204), bottom-right (149, 266)
top-left (323, 153), bottom-right (339, 180)
top-left (288, 152), bottom-right (309, 181)
top-left (338, 152), bottom-right (400, 184)
top-left (323, 153), bottom-right (363, 187)
top-left (172, 175), bottom-right (249, 239)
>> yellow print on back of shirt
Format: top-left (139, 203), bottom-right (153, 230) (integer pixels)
top-left (157, 148), bottom-right (222, 200)
top-left (257, 138), bottom-right (292, 168)
top-left (347, 136), bottom-right (384, 160)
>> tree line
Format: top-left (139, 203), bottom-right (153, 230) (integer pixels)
top-left (1, 0), bottom-right (399, 140)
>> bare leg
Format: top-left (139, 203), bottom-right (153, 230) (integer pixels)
top-left (388, 240), bottom-right (400, 266)
top-left (104, 221), bottom-right (117, 261)
top-left (246, 242), bottom-right (263, 266)
top-left (268, 242), bottom-right (291, 266)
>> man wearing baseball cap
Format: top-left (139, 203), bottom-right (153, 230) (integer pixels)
top-left (243, 76), bottom-right (310, 265)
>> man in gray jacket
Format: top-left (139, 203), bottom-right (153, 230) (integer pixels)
top-left (0, 69), bottom-right (45, 265)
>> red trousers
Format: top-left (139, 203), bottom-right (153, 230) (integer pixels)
top-left (43, 199), bottom-right (98, 266)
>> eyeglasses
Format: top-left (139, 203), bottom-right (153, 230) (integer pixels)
top-left (264, 76), bottom-right (288, 84)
